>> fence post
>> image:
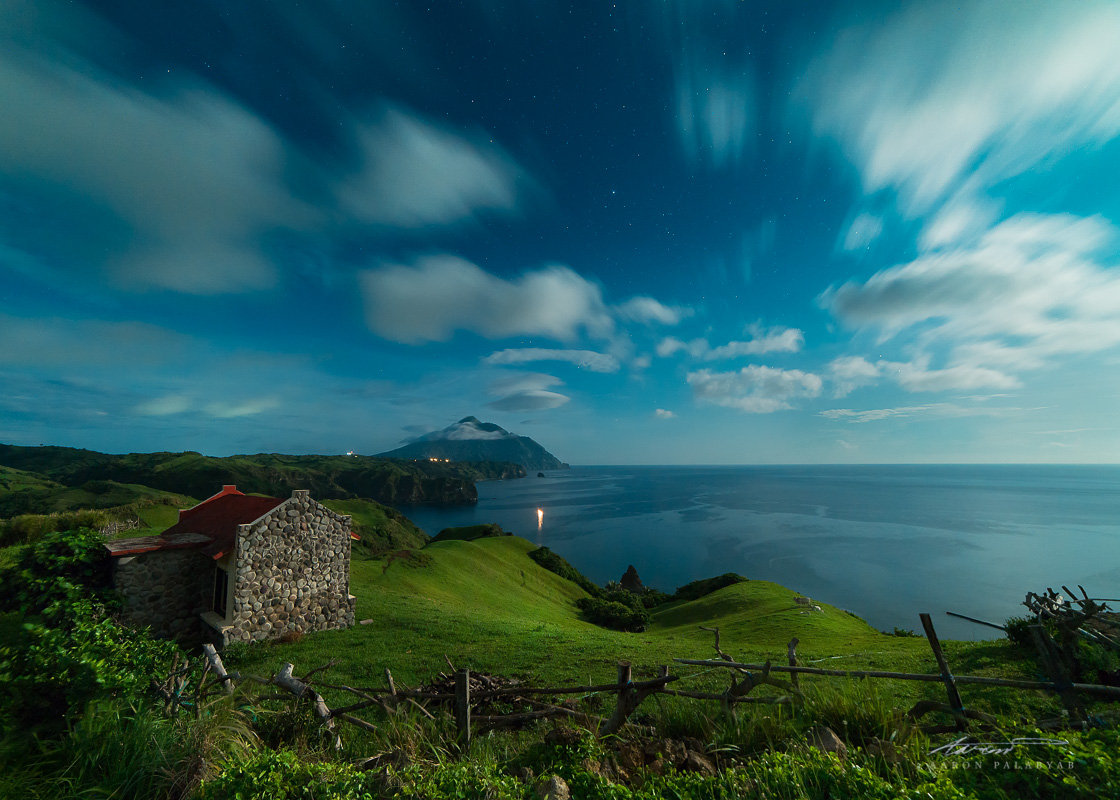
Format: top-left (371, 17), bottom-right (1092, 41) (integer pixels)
top-left (919, 613), bottom-right (966, 730)
top-left (600, 661), bottom-right (634, 735)
top-left (787, 638), bottom-right (800, 689)
top-left (1028, 625), bottom-right (1085, 719)
top-left (455, 668), bottom-right (471, 747)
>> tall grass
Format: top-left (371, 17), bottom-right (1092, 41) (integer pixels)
top-left (0, 695), bottom-right (260, 800)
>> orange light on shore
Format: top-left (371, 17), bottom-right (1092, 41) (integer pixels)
top-left (537, 508), bottom-right (544, 530)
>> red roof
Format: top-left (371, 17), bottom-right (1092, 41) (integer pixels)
top-left (105, 532), bottom-right (213, 557)
top-left (161, 492), bottom-right (286, 559)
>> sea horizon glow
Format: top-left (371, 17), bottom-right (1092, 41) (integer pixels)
top-left (2, 1), bottom-right (1120, 464)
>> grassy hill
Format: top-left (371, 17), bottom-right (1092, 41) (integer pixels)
top-left (228, 535), bottom-right (1036, 716)
top-left (0, 444), bottom-right (524, 508)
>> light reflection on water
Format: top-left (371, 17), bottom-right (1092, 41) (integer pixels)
top-left (401, 465), bottom-right (1120, 641)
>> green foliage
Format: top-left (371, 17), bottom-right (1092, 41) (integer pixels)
top-left (1004, 616), bottom-right (1035, 650)
top-left (0, 528), bottom-right (180, 730)
top-left (0, 442), bottom-right (516, 507)
top-left (0, 509), bottom-right (112, 547)
top-left (887, 627), bottom-right (920, 637)
top-left (0, 527), bottom-right (114, 616)
top-left (528, 545), bottom-right (602, 597)
top-left (199, 749), bottom-right (382, 800)
top-left (428, 522), bottom-right (510, 544)
top-left (671, 573), bottom-right (747, 603)
top-left (321, 497), bottom-right (428, 556)
top-left (576, 597), bottom-right (650, 632)
top-left (1, 694), bottom-right (260, 800)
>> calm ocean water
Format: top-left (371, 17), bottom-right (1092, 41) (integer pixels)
top-left (401, 465), bottom-right (1120, 641)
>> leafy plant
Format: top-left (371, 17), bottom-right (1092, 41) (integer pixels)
top-left (576, 597), bottom-right (650, 632)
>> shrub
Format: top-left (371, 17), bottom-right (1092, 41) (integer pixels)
top-left (672, 573), bottom-right (747, 602)
top-left (528, 546), bottom-right (601, 597)
top-left (0, 527), bottom-right (180, 731)
top-left (575, 597), bottom-right (650, 632)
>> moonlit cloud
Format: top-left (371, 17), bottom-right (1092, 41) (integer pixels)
top-left (614, 296), bottom-right (692, 326)
top-left (483, 348), bottom-right (620, 373)
top-left (483, 372), bottom-right (571, 412)
top-left (840, 213), bottom-right (884, 251)
top-left (820, 403), bottom-right (1020, 424)
top-left (821, 214), bottom-right (1120, 391)
top-left (338, 107), bottom-right (525, 228)
top-left (687, 365), bottom-right (822, 413)
top-left (134, 394), bottom-right (192, 416)
top-left (205, 397), bottom-right (280, 419)
top-left (657, 326), bottom-right (804, 360)
top-left (487, 390), bottom-right (570, 412)
top-left (676, 63), bottom-right (755, 168)
top-left (828, 355), bottom-right (882, 398)
top-left (0, 49), bottom-right (306, 293)
top-left (799, 1), bottom-right (1120, 215)
top-left (0, 315), bottom-right (188, 367)
top-left (360, 256), bottom-right (614, 344)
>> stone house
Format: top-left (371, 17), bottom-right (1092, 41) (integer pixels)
top-left (105, 486), bottom-right (358, 646)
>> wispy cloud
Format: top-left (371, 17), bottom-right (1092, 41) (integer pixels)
top-left (827, 356), bottom-right (882, 398)
top-left (484, 372), bottom-right (570, 412)
top-left (134, 394), bottom-right (192, 416)
top-left (658, 325), bottom-right (804, 360)
top-left (840, 213), bottom-right (884, 251)
top-left (821, 214), bottom-right (1120, 391)
top-left (483, 348), bottom-right (620, 373)
top-left (654, 408), bottom-right (676, 419)
top-left (360, 256), bottom-right (614, 344)
top-left (338, 106), bottom-right (526, 228)
top-left (205, 397), bottom-right (280, 419)
top-left (687, 365), bottom-right (822, 413)
top-left (614, 296), bottom-right (692, 326)
top-left (798, 1), bottom-right (1120, 215)
top-left (820, 403), bottom-right (1022, 424)
top-left (0, 49), bottom-right (305, 293)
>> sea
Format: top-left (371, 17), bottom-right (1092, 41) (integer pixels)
top-left (401, 465), bottom-right (1120, 641)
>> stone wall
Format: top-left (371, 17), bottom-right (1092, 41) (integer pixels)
top-left (114, 549), bottom-right (212, 642)
top-left (226, 490), bottom-right (356, 643)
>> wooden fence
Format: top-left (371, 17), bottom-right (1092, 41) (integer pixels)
top-left (159, 608), bottom-right (1120, 748)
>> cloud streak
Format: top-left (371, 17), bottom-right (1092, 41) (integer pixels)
top-left (339, 107), bottom-right (525, 228)
top-left (687, 365), bottom-right (822, 413)
top-left (821, 214), bottom-right (1120, 391)
top-left (658, 325), bottom-right (804, 360)
top-left (799, 1), bottom-right (1120, 215)
top-left (483, 348), bottom-right (620, 373)
top-left (360, 256), bottom-right (614, 344)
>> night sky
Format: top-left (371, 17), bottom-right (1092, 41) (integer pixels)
top-left (2, 0), bottom-right (1119, 463)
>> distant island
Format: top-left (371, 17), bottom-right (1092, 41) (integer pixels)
top-left (377, 416), bottom-right (570, 472)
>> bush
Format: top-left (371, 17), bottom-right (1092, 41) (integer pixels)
top-left (0, 528), bottom-right (180, 731)
top-left (528, 546), bottom-right (601, 597)
top-left (672, 573), bottom-right (747, 603)
top-left (0, 510), bottom-right (111, 548)
top-left (575, 597), bottom-right (650, 632)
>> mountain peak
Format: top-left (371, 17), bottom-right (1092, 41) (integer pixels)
top-left (379, 418), bottom-right (568, 471)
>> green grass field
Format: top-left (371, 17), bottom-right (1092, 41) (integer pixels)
top-left (227, 535), bottom-right (1057, 723)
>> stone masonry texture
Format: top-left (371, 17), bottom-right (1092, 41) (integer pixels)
top-left (114, 548), bottom-right (212, 642)
top-left (227, 490), bottom-right (356, 643)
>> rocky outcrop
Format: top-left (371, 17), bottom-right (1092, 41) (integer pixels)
top-left (620, 565), bottom-right (644, 594)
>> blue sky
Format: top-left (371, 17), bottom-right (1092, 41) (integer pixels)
top-left (2, 0), bottom-right (1119, 464)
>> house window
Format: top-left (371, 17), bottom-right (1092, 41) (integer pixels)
top-left (213, 566), bottom-right (229, 618)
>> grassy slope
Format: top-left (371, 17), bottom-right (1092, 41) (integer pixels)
top-left (320, 497), bottom-right (428, 554)
top-left (228, 535), bottom-right (1050, 720)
